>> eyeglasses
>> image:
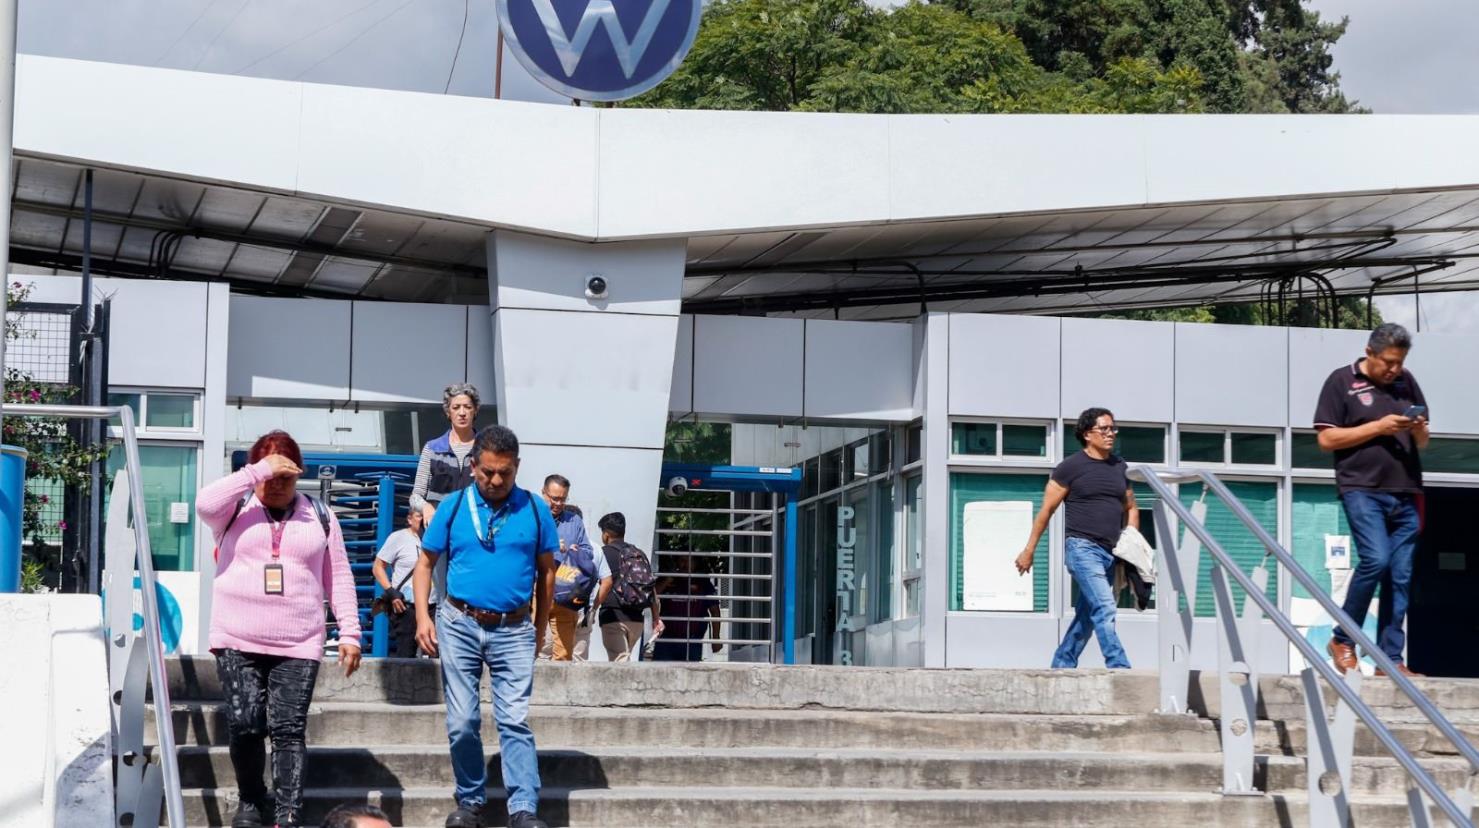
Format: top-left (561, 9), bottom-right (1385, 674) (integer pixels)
top-left (1089, 426), bottom-right (1119, 435)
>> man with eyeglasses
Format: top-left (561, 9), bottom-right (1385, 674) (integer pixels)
top-left (1315, 323), bottom-right (1429, 678)
top-left (537, 473), bottom-right (612, 661)
top-left (1016, 408), bottom-right (1137, 669)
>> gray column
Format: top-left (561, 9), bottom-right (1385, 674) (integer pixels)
top-left (485, 230), bottom-right (685, 552)
top-left (920, 313), bottom-right (951, 668)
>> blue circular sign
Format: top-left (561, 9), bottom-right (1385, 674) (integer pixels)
top-left (497, 0), bottom-right (703, 102)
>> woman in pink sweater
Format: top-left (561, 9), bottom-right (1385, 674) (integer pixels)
top-left (198, 430), bottom-right (361, 828)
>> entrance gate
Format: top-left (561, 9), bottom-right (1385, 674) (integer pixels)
top-left (654, 463), bottom-right (801, 664)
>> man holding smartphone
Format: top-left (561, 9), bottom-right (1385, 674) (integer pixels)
top-left (1314, 323), bottom-right (1430, 677)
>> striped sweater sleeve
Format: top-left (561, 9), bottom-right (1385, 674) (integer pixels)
top-left (320, 509), bottom-right (362, 646)
top-left (196, 459), bottom-right (270, 539)
top-left (409, 445), bottom-right (434, 512)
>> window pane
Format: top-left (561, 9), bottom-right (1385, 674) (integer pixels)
top-left (1424, 438), bottom-right (1479, 474)
top-left (105, 444), bottom-right (198, 572)
top-left (873, 478), bottom-right (894, 622)
top-left (906, 423), bottom-right (922, 465)
top-left (802, 457), bottom-right (820, 499)
top-left (1291, 431), bottom-right (1325, 469)
top-left (1116, 426), bottom-right (1165, 464)
top-left (1179, 431), bottom-right (1224, 464)
top-left (819, 449), bottom-right (842, 493)
top-left (108, 392), bottom-right (141, 427)
top-left (868, 431), bottom-right (891, 477)
top-left (1181, 480), bottom-right (1279, 618)
top-left (905, 476), bottom-right (923, 574)
top-left (1291, 483), bottom-right (1347, 601)
top-left (950, 472), bottom-right (1049, 613)
top-left (951, 422), bottom-right (996, 455)
top-left (847, 439), bottom-right (869, 481)
top-left (1230, 432), bottom-right (1277, 465)
top-left (1001, 424), bottom-right (1046, 457)
top-left (146, 393), bottom-right (195, 428)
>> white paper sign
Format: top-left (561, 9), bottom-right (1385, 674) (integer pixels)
top-left (1324, 534), bottom-right (1351, 570)
top-left (168, 502), bottom-right (190, 524)
top-left (962, 500), bottom-right (1034, 612)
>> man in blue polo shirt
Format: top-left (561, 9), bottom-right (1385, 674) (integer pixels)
top-left (412, 424), bottom-right (556, 828)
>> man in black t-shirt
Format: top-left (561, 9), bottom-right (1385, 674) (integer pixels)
top-left (1314, 323), bottom-right (1430, 678)
top-left (1016, 407), bottom-right (1138, 668)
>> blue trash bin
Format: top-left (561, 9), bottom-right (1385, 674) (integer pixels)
top-left (0, 444), bottom-right (28, 593)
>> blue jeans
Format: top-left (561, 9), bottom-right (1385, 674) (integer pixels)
top-left (1332, 490), bottom-right (1421, 662)
top-left (438, 603), bottom-right (540, 816)
top-left (1052, 537), bottom-right (1131, 669)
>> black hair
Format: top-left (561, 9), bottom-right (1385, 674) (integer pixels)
top-left (1073, 407), bottom-right (1114, 446)
top-left (543, 473), bottom-right (571, 490)
top-left (598, 511), bottom-right (626, 538)
top-left (1368, 322), bottom-right (1412, 353)
top-left (473, 424), bottom-right (520, 458)
top-left (321, 803), bottom-right (389, 828)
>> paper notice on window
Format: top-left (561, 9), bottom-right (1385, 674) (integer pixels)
top-left (169, 502), bottom-right (190, 524)
top-left (1325, 534), bottom-right (1351, 570)
top-left (962, 500), bottom-right (1034, 612)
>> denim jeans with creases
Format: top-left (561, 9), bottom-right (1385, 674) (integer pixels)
top-left (1052, 537), bottom-right (1131, 669)
top-left (214, 648), bottom-right (320, 826)
top-left (438, 602), bottom-right (541, 816)
top-left (1332, 490), bottom-right (1421, 662)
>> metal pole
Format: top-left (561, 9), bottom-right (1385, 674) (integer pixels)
top-left (782, 495), bottom-right (797, 665)
top-left (0, 0), bottom-right (20, 440)
top-left (373, 474), bottom-right (394, 657)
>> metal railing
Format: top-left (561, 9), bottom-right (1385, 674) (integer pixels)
top-left (1130, 465), bottom-right (1478, 827)
top-left (6, 403), bottom-right (185, 828)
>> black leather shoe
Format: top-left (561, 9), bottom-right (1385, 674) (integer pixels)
top-left (508, 812), bottom-right (549, 828)
top-left (230, 799), bottom-right (266, 828)
top-left (445, 804), bottom-right (482, 828)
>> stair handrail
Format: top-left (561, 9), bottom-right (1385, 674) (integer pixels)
top-left (4, 403), bottom-right (185, 828)
top-left (1130, 465), bottom-right (1476, 827)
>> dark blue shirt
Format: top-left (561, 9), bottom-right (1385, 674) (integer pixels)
top-left (421, 485), bottom-right (557, 612)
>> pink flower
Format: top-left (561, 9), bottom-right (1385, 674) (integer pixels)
top-left (56, 520), bottom-right (67, 530)
top-left (28, 389), bottom-right (40, 401)
top-left (39, 495), bottom-right (48, 504)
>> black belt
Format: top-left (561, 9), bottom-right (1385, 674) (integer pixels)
top-left (447, 596), bottom-right (531, 628)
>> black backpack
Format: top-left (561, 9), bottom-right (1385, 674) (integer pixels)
top-left (607, 541), bottom-right (656, 606)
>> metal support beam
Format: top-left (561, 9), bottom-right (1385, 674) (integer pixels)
top-left (1210, 560), bottom-right (1260, 796)
top-left (1152, 498), bottom-right (1201, 714)
top-left (1301, 667), bottom-right (1356, 828)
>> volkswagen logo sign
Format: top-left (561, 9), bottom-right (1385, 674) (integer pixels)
top-left (496, 0), bottom-right (704, 102)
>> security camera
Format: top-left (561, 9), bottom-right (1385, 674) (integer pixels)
top-left (666, 476), bottom-right (689, 497)
top-left (585, 274), bottom-right (608, 300)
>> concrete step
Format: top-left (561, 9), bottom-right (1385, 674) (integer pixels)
top-left (181, 785), bottom-right (1459, 827)
top-left (164, 656), bottom-right (1479, 721)
top-left (150, 702), bottom-right (1479, 759)
top-left (171, 744), bottom-right (1476, 797)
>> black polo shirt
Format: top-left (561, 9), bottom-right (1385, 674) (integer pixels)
top-left (1312, 359), bottom-right (1428, 494)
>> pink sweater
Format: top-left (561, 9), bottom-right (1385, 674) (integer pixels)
top-left (198, 459), bottom-right (361, 660)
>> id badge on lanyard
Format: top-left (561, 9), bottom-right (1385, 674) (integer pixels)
top-left (466, 487), bottom-right (512, 548)
top-left (264, 498), bottom-right (293, 595)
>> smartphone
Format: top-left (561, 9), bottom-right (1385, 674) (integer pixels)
top-left (1403, 404), bottom-right (1427, 419)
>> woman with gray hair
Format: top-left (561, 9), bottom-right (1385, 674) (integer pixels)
top-left (411, 383), bottom-right (483, 525)
top-left (403, 383), bottom-right (482, 652)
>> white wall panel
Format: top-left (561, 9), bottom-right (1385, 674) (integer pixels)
top-left (1061, 317), bottom-right (1175, 423)
top-left (349, 302), bottom-right (466, 403)
top-left (1288, 327), bottom-right (1368, 427)
top-left (948, 314), bottom-right (1060, 419)
top-left (597, 108), bottom-right (889, 238)
top-left (465, 306), bottom-right (496, 396)
top-left (891, 116), bottom-right (1147, 221)
top-left (20, 275), bottom-right (210, 389)
top-left (691, 315), bottom-right (803, 418)
top-left (227, 296), bottom-right (350, 399)
top-left (1175, 323), bottom-right (1287, 427)
top-left (517, 444), bottom-right (664, 564)
top-left (945, 615), bottom-right (1062, 669)
top-left (297, 85), bottom-right (597, 237)
top-left (488, 232), bottom-right (685, 316)
top-left (17, 56), bottom-right (301, 193)
top-left (803, 319), bottom-right (914, 421)
top-left (669, 315), bottom-right (695, 415)
top-left (1404, 332), bottom-right (1479, 435)
top-left (496, 309), bottom-right (677, 448)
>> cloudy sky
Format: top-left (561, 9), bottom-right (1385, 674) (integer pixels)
top-left (14, 0), bottom-right (1479, 331)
